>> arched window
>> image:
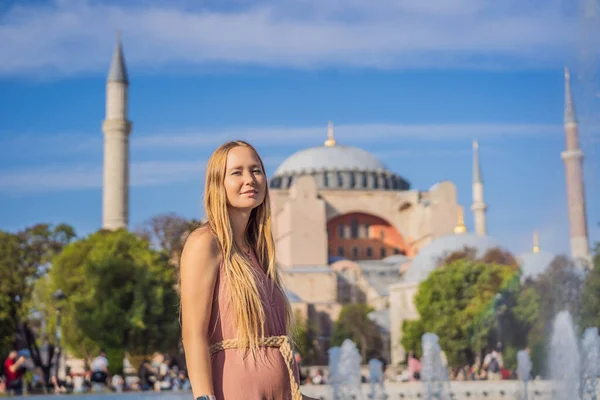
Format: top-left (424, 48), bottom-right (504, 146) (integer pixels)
top-left (363, 224), bottom-right (370, 238)
top-left (352, 247), bottom-right (359, 258)
top-left (380, 248), bottom-right (386, 258)
top-left (338, 224), bottom-right (345, 239)
top-left (337, 247), bottom-right (344, 257)
top-left (366, 247), bottom-right (373, 258)
top-left (394, 248), bottom-right (401, 255)
top-left (351, 219), bottom-right (359, 238)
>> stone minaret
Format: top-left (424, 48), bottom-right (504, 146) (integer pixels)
top-left (471, 140), bottom-right (487, 235)
top-left (102, 35), bottom-right (132, 230)
top-left (561, 67), bottom-right (590, 264)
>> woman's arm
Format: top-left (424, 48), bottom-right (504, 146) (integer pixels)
top-left (180, 228), bottom-right (221, 399)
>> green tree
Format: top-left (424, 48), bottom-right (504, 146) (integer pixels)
top-left (331, 303), bottom-right (382, 363)
top-left (0, 231), bottom-right (22, 358)
top-left (581, 243), bottom-right (600, 330)
top-left (0, 224), bottom-right (76, 359)
top-left (291, 311), bottom-right (319, 364)
top-left (400, 319), bottom-right (425, 360)
top-left (46, 229), bottom-right (180, 364)
top-left (402, 258), bottom-right (519, 369)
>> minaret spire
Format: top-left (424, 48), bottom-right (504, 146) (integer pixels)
top-left (564, 67), bottom-right (576, 124)
top-left (533, 231), bottom-right (540, 253)
top-left (108, 31), bottom-right (129, 84)
top-left (102, 33), bottom-right (132, 230)
top-left (561, 66), bottom-right (591, 266)
top-left (324, 121), bottom-right (337, 147)
top-left (471, 140), bottom-right (487, 235)
top-left (454, 207), bottom-right (467, 234)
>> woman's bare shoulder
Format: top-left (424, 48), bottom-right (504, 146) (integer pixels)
top-left (181, 225), bottom-right (221, 270)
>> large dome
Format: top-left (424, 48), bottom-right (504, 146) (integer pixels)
top-left (274, 145), bottom-right (388, 176)
top-left (403, 233), bottom-right (501, 283)
top-left (270, 142), bottom-right (410, 191)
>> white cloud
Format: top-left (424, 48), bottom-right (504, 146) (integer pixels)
top-left (0, 121), bottom-right (589, 194)
top-left (0, 161), bottom-right (200, 193)
top-left (0, 164), bottom-right (103, 193)
top-left (0, 0), bottom-right (595, 76)
top-left (132, 123), bottom-right (562, 148)
top-left (1, 122), bottom-right (564, 163)
top-left (0, 155), bottom-right (286, 194)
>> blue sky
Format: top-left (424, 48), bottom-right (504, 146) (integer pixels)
top-left (1, 0), bottom-right (599, 256)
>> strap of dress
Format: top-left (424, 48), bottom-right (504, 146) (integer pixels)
top-left (209, 335), bottom-right (302, 400)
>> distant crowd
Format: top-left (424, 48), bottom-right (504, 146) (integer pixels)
top-left (395, 347), bottom-right (528, 383)
top-left (2, 345), bottom-right (526, 396)
top-left (1, 348), bottom-right (191, 396)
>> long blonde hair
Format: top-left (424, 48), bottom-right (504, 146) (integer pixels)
top-left (204, 140), bottom-right (292, 359)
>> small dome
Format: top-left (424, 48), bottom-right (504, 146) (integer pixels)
top-left (403, 233), bottom-right (501, 283)
top-left (518, 250), bottom-right (555, 279)
top-left (274, 145), bottom-right (387, 176)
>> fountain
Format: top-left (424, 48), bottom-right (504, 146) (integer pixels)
top-left (328, 346), bottom-right (341, 400)
top-left (581, 327), bottom-right (599, 400)
top-left (367, 357), bottom-right (386, 399)
top-left (549, 311), bottom-right (581, 400)
top-left (517, 349), bottom-right (532, 400)
top-left (328, 339), bottom-right (364, 400)
top-left (421, 333), bottom-right (450, 400)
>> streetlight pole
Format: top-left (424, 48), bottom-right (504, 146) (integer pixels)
top-left (494, 293), bottom-right (503, 351)
top-left (52, 290), bottom-right (67, 382)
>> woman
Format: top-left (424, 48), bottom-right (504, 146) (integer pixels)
top-left (407, 351), bottom-right (421, 381)
top-left (180, 141), bottom-right (317, 400)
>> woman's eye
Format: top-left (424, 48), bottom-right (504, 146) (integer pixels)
top-left (253, 169), bottom-right (263, 174)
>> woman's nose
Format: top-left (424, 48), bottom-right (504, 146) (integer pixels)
top-left (244, 172), bottom-right (257, 184)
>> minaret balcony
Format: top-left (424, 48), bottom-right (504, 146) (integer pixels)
top-left (561, 149), bottom-right (584, 161)
top-left (102, 119), bottom-right (132, 135)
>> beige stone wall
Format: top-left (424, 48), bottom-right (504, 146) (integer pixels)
top-left (273, 176), bottom-right (329, 268)
top-left (389, 281), bottom-right (420, 366)
top-left (272, 177), bottom-right (459, 267)
top-left (284, 271), bottom-right (337, 304)
top-left (429, 181), bottom-right (460, 238)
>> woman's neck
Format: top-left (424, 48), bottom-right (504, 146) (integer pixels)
top-left (229, 207), bottom-right (251, 250)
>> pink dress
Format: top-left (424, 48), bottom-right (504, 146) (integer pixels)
top-left (208, 250), bottom-right (300, 399)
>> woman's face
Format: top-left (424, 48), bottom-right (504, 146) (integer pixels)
top-left (224, 146), bottom-right (266, 211)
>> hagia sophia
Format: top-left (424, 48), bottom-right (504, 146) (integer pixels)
top-left (100, 39), bottom-right (592, 367)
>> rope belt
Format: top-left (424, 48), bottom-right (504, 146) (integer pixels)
top-left (209, 335), bottom-right (302, 400)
